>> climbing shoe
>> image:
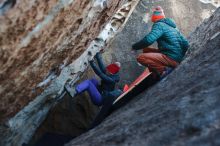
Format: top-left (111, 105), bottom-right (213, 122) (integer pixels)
top-left (64, 82), bottom-right (77, 98)
top-left (160, 67), bottom-right (174, 79)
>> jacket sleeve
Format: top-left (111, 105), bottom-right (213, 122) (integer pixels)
top-left (132, 23), bottom-right (164, 50)
top-left (95, 52), bottom-right (106, 73)
top-left (180, 33), bottom-right (190, 54)
top-left (90, 61), bottom-right (115, 83)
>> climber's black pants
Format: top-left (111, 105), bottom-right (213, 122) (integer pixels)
top-left (89, 90), bottom-right (122, 129)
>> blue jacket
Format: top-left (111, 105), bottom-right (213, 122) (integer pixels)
top-left (132, 18), bottom-right (189, 62)
top-left (90, 53), bottom-right (120, 92)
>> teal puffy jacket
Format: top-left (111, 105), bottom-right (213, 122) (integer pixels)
top-left (132, 18), bottom-right (189, 63)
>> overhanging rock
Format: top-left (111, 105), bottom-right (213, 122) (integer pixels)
top-left (0, 0), bottom-right (140, 146)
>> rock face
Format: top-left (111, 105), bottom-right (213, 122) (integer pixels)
top-left (0, 0), bottom-right (219, 145)
top-left (0, 0), bottom-right (139, 145)
top-left (67, 7), bottom-right (220, 146)
top-left (0, 0), bottom-right (128, 123)
top-left (0, 0), bottom-right (136, 145)
top-left (0, 0), bottom-right (217, 123)
top-left (34, 0), bottom-right (218, 143)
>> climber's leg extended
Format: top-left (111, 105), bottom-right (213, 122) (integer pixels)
top-left (76, 78), bottom-right (103, 106)
top-left (137, 52), bottom-right (178, 75)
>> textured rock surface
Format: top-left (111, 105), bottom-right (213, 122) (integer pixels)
top-left (67, 7), bottom-right (220, 146)
top-left (0, 0), bottom-right (139, 145)
top-left (0, 0), bottom-right (127, 123)
top-left (0, 0), bottom-right (217, 123)
top-left (34, 0), bottom-right (219, 142)
top-left (0, 0), bottom-right (219, 145)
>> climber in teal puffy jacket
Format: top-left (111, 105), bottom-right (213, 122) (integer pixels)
top-left (132, 6), bottom-right (189, 77)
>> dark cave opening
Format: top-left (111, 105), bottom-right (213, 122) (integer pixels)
top-left (27, 91), bottom-right (99, 146)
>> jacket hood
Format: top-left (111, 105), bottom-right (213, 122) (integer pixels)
top-left (158, 18), bottom-right (177, 28)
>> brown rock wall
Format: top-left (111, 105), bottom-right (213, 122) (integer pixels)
top-left (0, 0), bottom-right (125, 122)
